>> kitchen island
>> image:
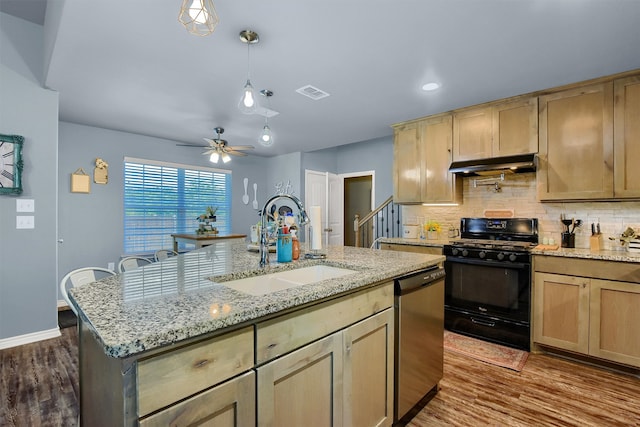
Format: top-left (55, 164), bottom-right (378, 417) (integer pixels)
top-left (70, 240), bottom-right (444, 426)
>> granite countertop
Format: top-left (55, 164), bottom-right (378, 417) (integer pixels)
top-left (70, 240), bottom-right (444, 359)
top-left (378, 237), bottom-right (451, 247)
top-left (531, 246), bottom-right (640, 263)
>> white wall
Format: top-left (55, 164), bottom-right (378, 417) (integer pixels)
top-left (0, 13), bottom-right (59, 342)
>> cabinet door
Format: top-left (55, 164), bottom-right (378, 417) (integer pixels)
top-left (139, 371), bottom-right (255, 427)
top-left (421, 114), bottom-right (461, 204)
top-left (393, 123), bottom-right (422, 203)
top-left (343, 309), bottom-right (394, 427)
top-left (257, 332), bottom-right (343, 427)
top-left (614, 76), bottom-right (640, 198)
top-left (537, 82), bottom-right (614, 200)
top-left (492, 97), bottom-right (538, 157)
top-left (589, 279), bottom-right (640, 367)
top-left (452, 106), bottom-right (492, 161)
top-left (533, 272), bottom-right (590, 353)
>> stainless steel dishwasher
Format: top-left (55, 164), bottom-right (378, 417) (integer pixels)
top-left (394, 266), bottom-right (445, 424)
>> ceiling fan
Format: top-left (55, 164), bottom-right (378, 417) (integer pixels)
top-left (178, 127), bottom-right (254, 163)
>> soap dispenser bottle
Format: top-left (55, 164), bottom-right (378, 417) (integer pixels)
top-left (291, 229), bottom-right (300, 260)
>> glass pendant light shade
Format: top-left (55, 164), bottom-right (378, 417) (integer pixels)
top-left (238, 30), bottom-right (259, 114)
top-left (179, 0), bottom-right (219, 36)
top-left (259, 124), bottom-right (274, 147)
top-left (209, 152), bottom-right (220, 163)
top-left (238, 80), bottom-right (258, 114)
top-left (221, 152), bottom-right (232, 163)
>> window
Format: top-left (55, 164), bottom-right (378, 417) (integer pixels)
top-left (123, 157), bottom-right (231, 254)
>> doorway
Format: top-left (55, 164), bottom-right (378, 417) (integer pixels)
top-left (344, 175), bottom-right (373, 247)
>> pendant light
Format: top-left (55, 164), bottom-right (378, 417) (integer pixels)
top-left (238, 30), bottom-right (259, 114)
top-left (259, 90), bottom-right (274, 147)
top-left (178, 0), bottom-right (219, 36)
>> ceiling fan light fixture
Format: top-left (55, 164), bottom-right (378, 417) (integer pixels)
top-left (221, 152), bottom-right (231, 163)
top-left (238, 30), bottom-right (260, 114)
top-left (178, 0), bottom-right (219, 37)
top-left (209, 151), bottom-right (220, 163)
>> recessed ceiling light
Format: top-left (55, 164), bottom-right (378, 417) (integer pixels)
top-left (422, 82), bottom-right (440, 91)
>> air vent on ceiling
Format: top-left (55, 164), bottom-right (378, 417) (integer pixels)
top-left (295, 85), bottom-right (330, 100)
top-left (255, 106), bottom-right (280, 118)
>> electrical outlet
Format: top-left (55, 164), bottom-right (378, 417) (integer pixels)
top-left (16, 199), bottom-right (35, 212)
top-left (16, 215), bottom-right (35, 229)
top-left (107, 262), bottom-right (115, 271)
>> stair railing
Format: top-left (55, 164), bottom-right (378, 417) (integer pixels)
top-left (354, 196), bottom-right (402, 248)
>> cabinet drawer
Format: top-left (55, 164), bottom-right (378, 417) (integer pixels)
top-left (137, 326), bottom-right (254, 417)
top-left (256, 282), bottom-right (393, 364)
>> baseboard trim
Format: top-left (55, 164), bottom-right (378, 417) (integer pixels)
top-left (0, 327), bottom-right (61, 350)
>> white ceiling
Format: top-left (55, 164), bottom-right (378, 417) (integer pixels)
top-left (5, 0), bottom-right (640, 158)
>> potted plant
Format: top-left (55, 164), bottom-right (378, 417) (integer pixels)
top-left (424, 220), bottom-right (441, 240)
top-left (196, 206), bottom-right (218, 234)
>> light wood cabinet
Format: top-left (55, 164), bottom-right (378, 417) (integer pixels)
top-left (257, 331), bottom-right (344, 427)
top-left (140, 371), bottom-right (255, 427)
top-left (452, 97), bottom-right (538, 161)
top-left (343, 309), bottom-right (394, 427)
top-left (533, 272), bottom-right (590, 353)
top-left (537, 82), bottom-right (614, 200)
top-left (613, 75), bottom-right (640, 198)
top-left (393, 122), bottom-right (422, 203)
top-left (420, 114), bottom-right (461, 204)
top-left (257, 308), bottom-right (394, 427)
top-left (589, 279), bottom-right (640, 367)
top-left (533, 256), bottom-right (640, 368)
top-left (392, 114), bottom-right (461, 205)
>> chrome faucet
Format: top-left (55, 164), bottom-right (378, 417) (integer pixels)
top-left (259, 194), bottom-right (310, 267)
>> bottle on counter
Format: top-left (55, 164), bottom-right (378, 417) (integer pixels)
top-left (277, 226), bottom-right (293, 263)
top-left (291, 229), bottom-right (300, 260)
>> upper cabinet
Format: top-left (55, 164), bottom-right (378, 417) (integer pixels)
top-left (392, 122), bottom-right (421, 204)
top-left (613, 75), bottom-right (640, 198)
top-left (392, 114), bottom-right (461, 205)
top-left (537, 82), bottom-right (614, 201)
top-left (452, 96), bottom-right (538, 162)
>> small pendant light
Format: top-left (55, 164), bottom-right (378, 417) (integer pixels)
top-left (178, 0), bottom-right (219, 37)
top-left (238, 30), bottom-right (259, 114)
top-left (259, 90), bottom-right (274, 147)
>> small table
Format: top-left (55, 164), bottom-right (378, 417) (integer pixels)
top-left (171, 233), bottom-right (247, 252)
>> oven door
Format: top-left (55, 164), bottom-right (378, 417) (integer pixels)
top-left (444, 256), bottom-right (530, 324)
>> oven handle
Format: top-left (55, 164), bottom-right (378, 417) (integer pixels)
top-left (471, 317), bottom-right (496, 327)
top-left (445, 257), bottom-right (530, 270)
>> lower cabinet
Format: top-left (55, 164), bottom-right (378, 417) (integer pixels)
top-left (139, 371), bottom-right (256, 426)
top-left (534, 270), bottom-right (640, 367)
top-left (257, 308), bottom-right (394, 427)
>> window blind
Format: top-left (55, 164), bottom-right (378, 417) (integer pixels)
top-left (123, 157), bottom-right (231, 254)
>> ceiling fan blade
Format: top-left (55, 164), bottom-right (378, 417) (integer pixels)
top-left (177, 143), bottom-right (208, 147)
top-left (227, 151), bottom-right (249, 157)
top-left (228, 145), bottom-right (255, 151)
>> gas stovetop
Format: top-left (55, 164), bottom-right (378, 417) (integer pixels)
top-left (448, 239), bottom-right (536, 252)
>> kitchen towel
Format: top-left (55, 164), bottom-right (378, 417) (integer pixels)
top-left (310, 205), bottom-right (322, 250)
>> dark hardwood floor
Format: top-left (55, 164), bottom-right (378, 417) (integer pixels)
top-left (2, 326), bottom-right (639, 426)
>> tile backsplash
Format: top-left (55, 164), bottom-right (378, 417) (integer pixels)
top-left (402, 172), bottom-right (640, 250)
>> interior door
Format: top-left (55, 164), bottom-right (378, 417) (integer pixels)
top-left (305, 170), bottom-right (344, 248)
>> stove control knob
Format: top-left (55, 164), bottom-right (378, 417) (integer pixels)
top-left (497, 252), bottom-right (505, 261)
top-left (451, 248), bottom-right (459, 256)
top-left (479, 251), bottom-right (486, 259)
top-left (509, 254), bottom-right (518, 262)
top-left (462, 249), bottom-right (469, 257)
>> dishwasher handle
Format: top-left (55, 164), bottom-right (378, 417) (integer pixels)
top-left (395, 267), bottom-right (445, 295)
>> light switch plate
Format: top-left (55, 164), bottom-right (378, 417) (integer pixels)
top-left (16, 215), bottom-right (35, 229)
top-left (16, 199), bottom-right (35, 213)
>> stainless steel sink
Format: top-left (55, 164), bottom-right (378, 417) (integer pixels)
top-left (218, 265), bottom-right (357, 296)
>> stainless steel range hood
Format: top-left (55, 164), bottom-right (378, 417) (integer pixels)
top-left (449, 154), bottom-right (537, 176)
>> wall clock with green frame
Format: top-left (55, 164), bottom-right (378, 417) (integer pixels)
top-left (0, 133), bottom-right (24, 195)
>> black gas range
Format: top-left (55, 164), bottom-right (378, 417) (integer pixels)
top-left (443, 218), bottom-right (538, 351)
